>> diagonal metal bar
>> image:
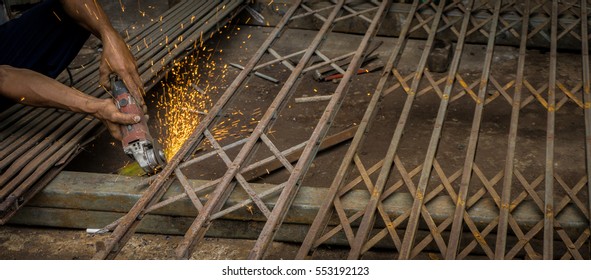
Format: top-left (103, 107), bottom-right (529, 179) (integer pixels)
top-left (248, 0), bottom-right (392, 260)
top-left (175, 168), bottom-right (204, 211)
top-left (543, 0), bottom-right (558, 260)
top-left (495, 0), bottom-right (534, 258)
top-left (175, 0), bottom-right (347, 260)
top-left (92, 0), bottom-right (303, 260)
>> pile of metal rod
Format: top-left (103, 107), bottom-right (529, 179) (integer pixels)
top-left (0, 0), bottom-right (246, 223)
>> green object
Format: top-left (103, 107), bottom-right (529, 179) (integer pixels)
top-left (118, 162), bottom-right (147, 176)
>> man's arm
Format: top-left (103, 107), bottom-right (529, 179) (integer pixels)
top-left (58, 0), bottom-right (146, 113)
top-left (0, 65), bottom-right (139, 140)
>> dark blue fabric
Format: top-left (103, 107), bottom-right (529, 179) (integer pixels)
top-left (0, 0), bottom-right (90, 78)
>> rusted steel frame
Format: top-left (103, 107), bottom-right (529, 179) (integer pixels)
top-left (333, 3), bottom-right (377, 24)
top-left (493, 0), bottom-right (531, 260)
top-left (295, 0), bottom-right (421, 260)
top-left (134, 126), bottom-right (355, 222)
top-left (248, 0), bottom-right (392, 260)
top-left (315, 50), bottom-right (347, 75)
top-left (399, 0), bottom-right (498, 260)
top-left (0, 120), bottom-right (99, 222)
top-left (202, 130), bottom-right (272, 218)
top-left (120, 126), bottom-right (356, 219)
top-left (543, 0), bottom-right (558, 260)
top-left (447, 0), bottom-right (526, 260)
top-left (172, 0), bottom-right (342, 260)
top-left (93, 1), bottom-right (302, 260)
top-left (351, 0), bottom-right (472, 260)
top-left (580, 0), bottom-right (591, 254)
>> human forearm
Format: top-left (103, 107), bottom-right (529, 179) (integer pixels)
top-left (59, 0), bottom-right (116, 40)
top-left (0, 65), bottom-right (103, 114)
top-left (0, 65), bottom-right (140, 140)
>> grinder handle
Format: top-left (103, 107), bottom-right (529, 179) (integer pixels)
top-left (112, 80), bottom-right (151, 147)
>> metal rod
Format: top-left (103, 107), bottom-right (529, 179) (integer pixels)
top-left (543, 0), bottom-right (558, 260)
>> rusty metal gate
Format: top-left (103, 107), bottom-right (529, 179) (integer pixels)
top-left (93, 0), bottom-right (591, 260)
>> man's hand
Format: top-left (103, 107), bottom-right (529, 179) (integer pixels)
top-left (99, 31), bottom-right (147, 115)
top-left (89, 98), bottom-right (141, 141)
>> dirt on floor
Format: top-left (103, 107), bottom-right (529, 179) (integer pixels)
top-left (1, 225), bottom-right (446, 260)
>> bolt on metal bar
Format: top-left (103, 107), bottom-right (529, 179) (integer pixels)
top-left (248, 0), bottom-right (392, 260)
top-left (446, 0), bottom-right (519, 260)
top-left (495, 0), bottom-right (532, 260)
top-left (93, 0), bottom-right (301, 260)
top-left (543, 0), bottom-right (558, 260)
top-left (296, 0), bottom-right (421, 260)
top-left (175, 0), bottom-right (347, 260)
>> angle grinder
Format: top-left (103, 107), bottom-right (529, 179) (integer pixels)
top-left (111, 77), bottom-right (166, 174)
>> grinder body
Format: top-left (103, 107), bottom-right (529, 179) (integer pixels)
top-left (112, 79), bottom-right (165, 173)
